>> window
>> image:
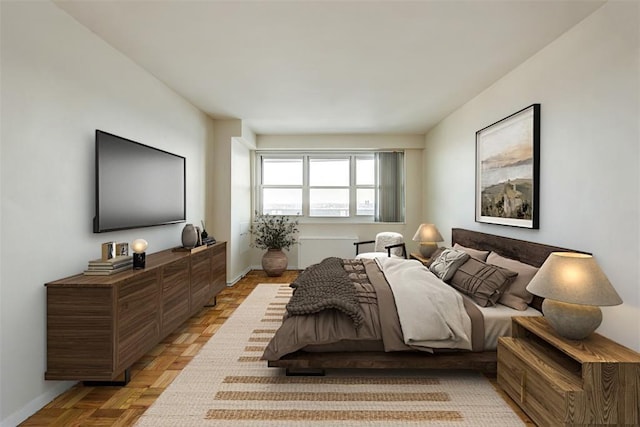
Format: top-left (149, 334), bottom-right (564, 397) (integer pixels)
top-left (257, 151), bottom-right (404, 222)
top-left (309, 158), bottom-right (349, 217)
top-left (260, 158), bottom-right (303, 215)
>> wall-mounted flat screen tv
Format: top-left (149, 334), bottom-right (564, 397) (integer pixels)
top-left (94, 130), bottom-right (186, 233)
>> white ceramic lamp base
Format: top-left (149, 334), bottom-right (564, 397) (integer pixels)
top-left (542, 299), bottom-right (602, 340)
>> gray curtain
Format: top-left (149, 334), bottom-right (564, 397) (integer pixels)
top-left (375, 151), bottom-right (405, 222)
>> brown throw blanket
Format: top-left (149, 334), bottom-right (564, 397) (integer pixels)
top-left (287, 257), bottom-right (364, 328)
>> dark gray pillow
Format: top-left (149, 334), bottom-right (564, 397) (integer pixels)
top-left (429, 249), bottom-right (470, 281)
top-left (449, 258), bottom-right (518, 307)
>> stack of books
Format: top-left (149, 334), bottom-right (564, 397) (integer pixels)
top-left (83, 255), bottom-right (133, 276)
top-left (202, 236), bottom-right (216, 246)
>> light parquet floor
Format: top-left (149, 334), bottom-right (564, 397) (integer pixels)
top-left (22, 269), bottom-right (533, 426)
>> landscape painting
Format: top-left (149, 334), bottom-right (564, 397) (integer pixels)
top-left (475, 104), bottom-right (540, 228)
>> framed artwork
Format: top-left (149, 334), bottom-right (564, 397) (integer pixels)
top-left (475, 104), bottom-right (540, 229)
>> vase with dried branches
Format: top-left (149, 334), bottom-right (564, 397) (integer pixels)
top-left (250, 212), bottom-right (299, 276)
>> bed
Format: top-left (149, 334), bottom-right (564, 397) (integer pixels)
top-left (264, 228), bottom-right (580, 374)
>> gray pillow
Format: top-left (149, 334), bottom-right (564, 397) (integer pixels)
top-left (429, 249), bottom-right (470, 281)
top-left (453, 243), bottom-right (490, 262)
top-left (449, 258), bottom-right (518, 307)
top-left (486, 252), bottom-right (538, 310)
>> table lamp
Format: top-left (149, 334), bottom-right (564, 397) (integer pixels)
top-left (526, 252), bottom-right (622, 340)
top-left (412, 224), bottom-right (444, 258)
top-left (131, 238), bottom-right (148, 269)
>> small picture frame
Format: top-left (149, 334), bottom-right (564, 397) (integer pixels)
top-left (116, 242), bottom-right (129, 257)
top-left (101, 241), bottom-right (116, 260)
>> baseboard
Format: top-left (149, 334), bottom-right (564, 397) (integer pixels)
top-left (1, 381), bottom-right (75, 427)
top-left (227, 266), bottom-right (252, 286)
top-left (250, 264), bottom-right (300, 272)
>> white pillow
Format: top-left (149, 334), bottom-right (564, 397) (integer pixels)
top-left (429, 249), bottom-right (470, 281)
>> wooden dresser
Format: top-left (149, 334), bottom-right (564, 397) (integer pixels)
top-left (45, 241), bottom-right (226, 383)
top-left (498, 316), bottom-right (640, 426)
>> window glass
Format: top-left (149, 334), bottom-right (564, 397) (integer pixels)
top-left (356, 157), bottom-right (375, 186)
top-left (356, 188), bottom-right (375, 216)
top-left (256, 151), bottom-right (404, 222)
top-left (262, 158), bottom-right (302, 185)
top-left (309, 189), bottom-right (349, 217)
top-left (309, 158), bottom-right (349, 186)
top-left (262, 188), bottom-right (302, 215)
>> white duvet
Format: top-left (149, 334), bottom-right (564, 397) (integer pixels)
top-left (376, 257), bottom-right (472, 351)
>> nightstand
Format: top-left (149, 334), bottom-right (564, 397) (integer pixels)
top-left (409, 252), bottom-right (430, 265)
top-left (498, 316), bottom-right (640, 426)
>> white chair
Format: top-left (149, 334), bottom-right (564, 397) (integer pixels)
top-left (354, 232), bottom-right (407, 259)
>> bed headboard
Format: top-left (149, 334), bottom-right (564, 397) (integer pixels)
top-left (451, 228), bottom-right (586, 311)
top-left (451, 228), bottom-right (584, 268)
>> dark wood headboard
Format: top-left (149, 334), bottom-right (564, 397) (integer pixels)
top-left (451, 228), bottom-right (586, 311)
top-left (451, 228), bottom-right (584, 268)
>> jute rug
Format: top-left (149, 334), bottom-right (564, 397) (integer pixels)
top-left (135, 284), bottom-right (524, 426)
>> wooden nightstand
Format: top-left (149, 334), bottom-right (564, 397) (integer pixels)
top-left (409, 252), bottom-right (430, 265)
top-left (498, 316), bottom-right (640, 426)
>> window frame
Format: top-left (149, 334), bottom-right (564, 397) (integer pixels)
top-left (255, 150), bottom-right (404, 224)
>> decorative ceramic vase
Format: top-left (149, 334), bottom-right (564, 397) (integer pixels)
top-left (181, 224), bottom-right (198, 249)
top-left (262, 249), bottom-right (288, 277)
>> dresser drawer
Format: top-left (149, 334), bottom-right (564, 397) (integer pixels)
top-left (500, 317), bottom-right (640, 427)
top-left (498, 337), bottom-right (580, 426)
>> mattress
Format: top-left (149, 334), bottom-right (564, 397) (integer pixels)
top-left (474, 302), bottom-right (541, 350)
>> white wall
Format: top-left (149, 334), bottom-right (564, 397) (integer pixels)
top-left (209, 120), bottom-right (256, 284)
top-left (252, 134), bottom-right (425, 268)
top-left (424, 1), bottom-right (639, 350)
top-left (230, 137), bottom-right (254, 282)
top-left (0, 2), bottom-right (214, 425)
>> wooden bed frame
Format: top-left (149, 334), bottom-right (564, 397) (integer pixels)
top-left (267, 228), bottom-right (580, 374)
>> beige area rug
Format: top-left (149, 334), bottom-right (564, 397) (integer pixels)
top-left (135, 284), bottom-right (524, 426)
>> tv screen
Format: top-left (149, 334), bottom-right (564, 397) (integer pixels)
top-left (94, 130), bottom-right (186, 233)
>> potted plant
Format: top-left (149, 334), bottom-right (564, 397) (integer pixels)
top-left (250, 212), bottom-right (299, 276)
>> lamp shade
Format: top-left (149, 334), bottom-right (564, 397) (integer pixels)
top-left (131, 239), bottom-right (148, 254)
top-left (526, 252), bottom-right (622, 307)
top-left (412, 224), bottom-right (444, 243)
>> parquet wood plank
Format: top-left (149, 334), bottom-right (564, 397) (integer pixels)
top-left (167, 356), bottom-right (191, 370)
top-left (150, 370), bottom-right (180, 389)
top-left (142, 355), bottom-right (177, 371)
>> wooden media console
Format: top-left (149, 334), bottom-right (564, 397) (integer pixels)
top-left (45, 242), bottom-right (226, 383)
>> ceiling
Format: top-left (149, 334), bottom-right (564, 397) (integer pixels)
top-left (54, 1), bottom-right (604, 135)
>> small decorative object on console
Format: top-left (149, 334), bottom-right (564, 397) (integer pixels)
top-left (83, 255), bottom-right (132, 276)
top-left (181, 223), bottom-right (198, 249)
top-left (199, 220), bottom-right (216, 246)
top-left (200, 220), bottom-right (209, 239)
top-left (131, 238), bottom-right (148, 269)
top-left (101, 241), bottom-right (116, 260)
top-left (526, 252), bottom-right (622, 339)
top-left (116, 242), bottom-right (129, 256)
